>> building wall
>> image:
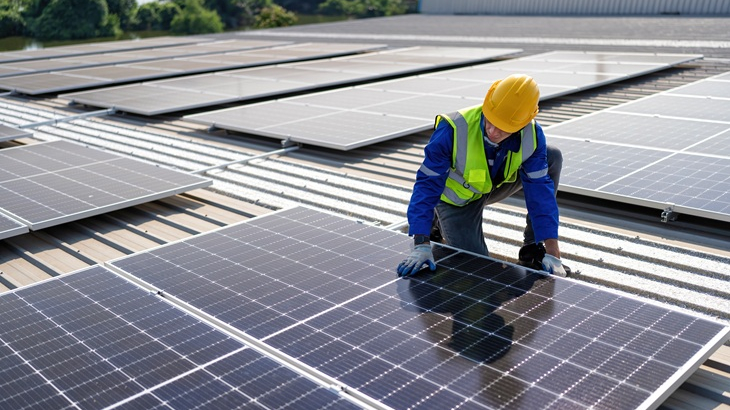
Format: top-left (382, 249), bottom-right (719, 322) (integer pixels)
top-left (418, 0), bottom-right (730, 15)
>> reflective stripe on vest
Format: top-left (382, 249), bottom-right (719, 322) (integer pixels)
top-left (435, 105), bottom-right (537, 206)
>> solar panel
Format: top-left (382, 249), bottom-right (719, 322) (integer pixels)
top-left (108, 206), bottom-right (730, 410)
top-left (0, 36), bottom-right (205, 64)
top-left (60, 46), bottom-right (520, 115)
top-left (0, 212), bottom-right (27, 240)
top-left (0, 265), bottom-right (358, 409)
top-left (0, 140), bottom-right (211, 232)
top-left (186, 51), bottom-right (700, 150)
top-left (3, 42), bottom-right (384, 95)
top-left (0, 124), bottom-right (32, 142)
top-left (547, 72), bottom-right (730, 222)
top-left (0, 40), bottom-right (288, 79)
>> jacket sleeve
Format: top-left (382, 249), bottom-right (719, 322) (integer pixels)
top-left (520, 122), bottom-right (559, 243)
top-left (406, 122), bottom-right (453, 236)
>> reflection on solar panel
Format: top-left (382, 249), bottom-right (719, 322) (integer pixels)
top-left (0, 124), bottom-right (31, 142)
top-left (4, 42), bottom-right (383, 95)
top-left (0, 212), bottom-right (27, 240)
top-left (0, 39), bottom-right (289, 79)
top-left (109, 206), bottom-right (730, 410)
top-left (0, 36), bottom-right (204, 64)
top-left (186, 51), bottom-right (701, 150)
top-left (0, 140), bottom-right (211, 232)
top-left (0, 265), bottom-right (358, 409)
top-left (547, 72), bottom-right (730, 222)
top-left (60, 46), bottom-right (520, 115)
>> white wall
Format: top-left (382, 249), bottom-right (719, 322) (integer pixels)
top-left (419, 0), bottom-right (730, 15)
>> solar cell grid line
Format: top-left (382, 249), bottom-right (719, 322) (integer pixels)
top-left (6, 42), bottom-right (384, 95)
top-left (107, 206), bottom-right (730, 410)
top-left (0, 123), bottom-right (32, 142)
top-left (0, 265), bottom-right (361, 410)
top-left (0, 140), bottom-right (211, 233)
top-left (0, 36), bottom-right (206, 64)
top-left (185, 50), bottom-right (701, 151)
top-left (0, 39), bottom-right (290, 79)
top-left (59, 46), bottom-right (521, 115)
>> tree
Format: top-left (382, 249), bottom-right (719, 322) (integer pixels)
top-left (170, 0), bottom-right (223, 34)
top-left (158, 1), bottom-right (182, 30)
top-left (0, 9), bottom-right (25, 36)
top-left (254, 4), bottom-right (296, 28)
top-left (32, 0), bottom-right (120, 40)
top-left (134, 2), bottom-right (161, 30)
top-left (317, 0), bottom-right (406, 17)
top-left (106, 0), bottom-right (136, 30)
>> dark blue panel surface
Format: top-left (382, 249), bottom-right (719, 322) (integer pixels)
top-left (0, 265), bottom-right (357, 409)
top-left (110, 206), bottom-right (730, 410)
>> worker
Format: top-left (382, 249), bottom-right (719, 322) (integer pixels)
top-left (397, 73), bottom-right (570, 278)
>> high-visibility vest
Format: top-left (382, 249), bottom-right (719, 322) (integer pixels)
top-left (436, 105), bottom-right (537, 206)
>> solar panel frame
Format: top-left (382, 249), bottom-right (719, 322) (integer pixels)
top-left (186, 51), bottom-right (701, 150)
top-left (0, 264), bottom-right (361, 409)
top-left (107, 206), bottom-right (730, 410)
top-left (0, 140), bottom-right (212, 231)
top-left (0, 124), bottom-right (32, 142)
top-left (61, 46), bottom-right (521, 115)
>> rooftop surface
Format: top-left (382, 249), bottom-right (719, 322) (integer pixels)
top-left (0, 14), bottom-right (729, 409)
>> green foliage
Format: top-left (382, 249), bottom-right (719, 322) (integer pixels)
top-left (254, 4), bottom-right (296, 28)
top-left (133, 1), bottom-right (181, 30)
top-left (0, 9), bottom-right (25, 36)
top-left (105, 0), bottom-right (136, 29)
top-left (170, 0), bottom-right (223, 34)
top-left (134, 2), bottom-right (161, 30)
top-left (158, 1), bottom-right (182, 29)
top-left (317, 0), bottom-right (406, 17)
top-left (33, 0), bottom-right (121, 40)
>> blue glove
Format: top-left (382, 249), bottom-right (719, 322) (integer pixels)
top-left (541, 254), bottom-right (567, 277)
top-left (397, 244), bottom-right (436, 277)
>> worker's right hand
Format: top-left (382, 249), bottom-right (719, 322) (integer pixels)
top-left (397, 244), bottom-right (436, 277)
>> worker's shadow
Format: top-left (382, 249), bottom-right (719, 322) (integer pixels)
top-left (398, 255), bottom-right (542, 363)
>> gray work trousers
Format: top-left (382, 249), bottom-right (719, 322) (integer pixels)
top-left (434, 145), bottom-right (563, 257)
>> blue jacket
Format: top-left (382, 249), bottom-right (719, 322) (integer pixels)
top-left (407, 114), bottom-right (559, 244)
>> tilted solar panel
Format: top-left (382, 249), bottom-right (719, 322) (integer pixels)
top-left (0, 140), bottom-right (211, 233)
top-left (61, 46), bottom-right (521, 115)
top-left (547, 72), bottom-right (730, 222)
top-left (186, 51), bottom-right (701, 150)
top-left (0, 124), bottom-right (32, 142)
top-left (0, 265), bottom-right (360, 409)
top-left (108, 206), bottom-right (730, 410)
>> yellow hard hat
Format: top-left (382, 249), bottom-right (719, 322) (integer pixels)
top-left (482, 74), bottom-right (540, 133)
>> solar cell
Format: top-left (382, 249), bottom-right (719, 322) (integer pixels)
top-left (187, 51), bottom-right (700, 150)
top-left (0, 265), bottom-right (357, 409)
top-left (0, 124), bottom-right (32, 142)
top-left (0, 140), bottom-right (211, 232)
top-left (62, 46), bottom-right (520, 115)
top-left (108, 206), bottom-right (730, 410)
top-left (547, 72), bottom-right (730, 222)
top-left (5, 42), bottom-right (383, 95)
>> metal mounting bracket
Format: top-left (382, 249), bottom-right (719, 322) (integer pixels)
top-left (661, 205), bottom-right (678, 223)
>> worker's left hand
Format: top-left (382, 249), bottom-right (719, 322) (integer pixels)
top-left (541, 254), bottom-right (567, 277)
top-left (397, 244), bottom-right (436, 277)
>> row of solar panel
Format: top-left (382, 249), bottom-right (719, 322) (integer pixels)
top-left (2, 206), bottom-right (727, 409)
top-left (0, 140), bottom-right (211, 240)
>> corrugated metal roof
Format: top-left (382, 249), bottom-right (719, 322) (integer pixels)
top-left (0, 14), bottom-right (729, 408)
